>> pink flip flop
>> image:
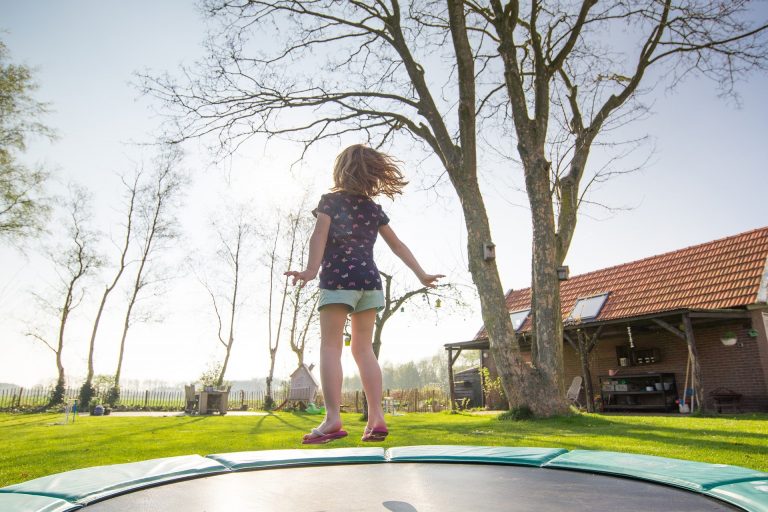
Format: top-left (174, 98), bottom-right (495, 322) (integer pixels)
top-left (302, 428), bottom-right (348, 445)
top-left (361, 427), bottom-right (389, 442)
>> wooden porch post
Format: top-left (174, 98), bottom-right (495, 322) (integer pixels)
top-left (564, 326), bottom-right (602, 413)
top-left (447, 348), bottom-right (456, 411)
top-left (682, 313), bottom-right (705, 412)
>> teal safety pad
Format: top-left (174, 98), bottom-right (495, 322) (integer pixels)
top-left (0, 493), bottom-right (80, 512)
top-left (386, 445), bottom-right (568, 466)
top-left (705, 479), bottom-right (768, 512)
top-left (207, 447), bottom-right (386, 470)
top-left (545, 450), bottom-right (768, 493)
top-left (0, 455), bottom-right (229, 504)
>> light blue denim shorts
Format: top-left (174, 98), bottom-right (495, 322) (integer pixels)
top-left (318, 289), bottom-right (385, 313)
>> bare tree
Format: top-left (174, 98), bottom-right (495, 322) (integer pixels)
top-left (78, 171), bottom-right (140, 409)
top-left (287, 287), bottom-right (320, 367)
top-left (27, 185), bottom-right (100, 406)
top-left (200, 207), bottom-right (254, 386)
top-left (360, 270), bottom-right (467, 419)
top-left (143, 0), bottom-right (768, 415)
top-left (144, 0), bottom-right (540, 412)
top-left (375, 270), bottom-right (467, 358)
top-left (472, 0), bottom-right (767, 410)
top-left (108, 149), bottom-right (185, 404)
top-left (262, 208), bottom-right (304, 408)
top-left (286, 209), bottom-right (320, 369)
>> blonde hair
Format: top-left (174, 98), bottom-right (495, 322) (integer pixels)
top-left (331, 145), bottom-right (408, 199)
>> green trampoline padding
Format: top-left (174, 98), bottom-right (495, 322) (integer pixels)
top-left (0, 454), bottom-right (228, 504)
top-left (2, 446), bottom-right (767, 511)
top-left (386, 445), bottom-right (567, 466)
top-left (545, 450), bottom-right (768, 493)
top-left (206, 447), bottom-right (385, 470)
top-left (705, 479), bottom-right (768, 512)
top-left (0, 493), bottom-right (81, 512)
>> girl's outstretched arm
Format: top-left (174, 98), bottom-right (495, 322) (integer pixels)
top-left (285, 213), bottom-right (331, 287)
top-left (379, 224), bottom-right (444, 287)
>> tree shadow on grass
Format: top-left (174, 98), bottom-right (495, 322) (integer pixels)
top-left (0, 414), bottom-right (61, 428)
top-left (248, 412), bottom-right (320, 434)
top-left (486, 413), bottom-right (768, 462)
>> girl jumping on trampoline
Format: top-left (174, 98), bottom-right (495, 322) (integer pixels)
top-left (285, 144), bottom-right (443, 444)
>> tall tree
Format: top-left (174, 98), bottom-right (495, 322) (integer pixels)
top-left (475, 0), bottom-right (768, 409)
top-left (109, 149), bottom-right (185, 404)
top-left (262, 208), bottom-right (304, 408)
top-left (144, 0), bottom-right (539, 412)
top-left (286, 208), bottom-right (319, 369)
top-left (0, 40), bottom-right (53, 243)
top-left (144, 0), bottom-right (768, 416)
top-left (78, 171), bottom-right (140, 409)
top-left (27, 185), bottom-right (100, 406)
top-left (200, 206), bottom-right (253, 386)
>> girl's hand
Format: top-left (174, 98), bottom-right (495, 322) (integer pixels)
top-left (284, 270), bottom-right (316, 288)
top-left (419, 273), bottom-right (445, 288)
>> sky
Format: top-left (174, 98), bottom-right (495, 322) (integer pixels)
top-left (1, 2), bottom-right (766, 388)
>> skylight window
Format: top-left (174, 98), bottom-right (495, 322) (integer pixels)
top-left (510, 309), bottom-right (531, 331)
top-left (567, 293), bottom-right (609, 322)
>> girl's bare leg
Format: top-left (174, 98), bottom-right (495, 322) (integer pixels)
top-left (305, 304), bottom-right (347, 439)
top-left (350, 308), bottom-right (387, 431)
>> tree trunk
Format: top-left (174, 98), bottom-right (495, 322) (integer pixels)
top-left (50, 281), bottom-right (75, 406)
top-left (218, 333), bottom-right (234, 387)
top-left (450, 175), bottom-right (557, 414)
top-left (113, 296), bottom-right (135, 388)
top-left (575, 330), bottom-right (595, 413)
top-left (524, 156), bottom-right (569, 416)
top-left (217, 237), bottom-right (241, 387)
top-left (85, 288), bottom-right (109, 385)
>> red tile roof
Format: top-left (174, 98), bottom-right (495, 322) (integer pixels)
top-left (478, 226), bottom-right (768, 337)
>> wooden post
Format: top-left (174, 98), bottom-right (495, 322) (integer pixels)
top-left (144, 390), bottom-right (149, 408)
top-left (682, 313), bottom-right (705, 411)
top-left (447, 348), bottom-right (456, 411)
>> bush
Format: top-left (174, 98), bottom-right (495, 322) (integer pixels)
top-left (48, 382), bottom-right (65, 407)
top-left (498, 405), bottom-right (534, 421)
top-left (106, 386), bottom-right (120, 407)
top-left (78, 382), bottom-right (95, 411)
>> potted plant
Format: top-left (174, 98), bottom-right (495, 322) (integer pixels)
top-left (198, 361), bottom-right (223, 391)
top-left (720, 331), bottom-right (738, 346)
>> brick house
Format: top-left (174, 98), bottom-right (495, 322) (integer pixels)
top-left (446, 226), bottom-right (768, 412)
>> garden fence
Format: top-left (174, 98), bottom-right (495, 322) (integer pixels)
top-left (0, 386), bottom-right (450, 413)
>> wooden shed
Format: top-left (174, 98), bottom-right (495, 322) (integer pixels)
top-left (453, 367), bottom-right (483, 409)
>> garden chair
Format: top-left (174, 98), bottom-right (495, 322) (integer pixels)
top-left (566, 376), bottom-right (584, 408)
top-left (184, 384), bottom-right (198, 414)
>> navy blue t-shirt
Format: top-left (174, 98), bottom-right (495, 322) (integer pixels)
top-left (313, 191), bottom-right (389, 290)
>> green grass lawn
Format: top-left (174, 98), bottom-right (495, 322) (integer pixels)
top-left (1, 411), bottom-right (766, 487)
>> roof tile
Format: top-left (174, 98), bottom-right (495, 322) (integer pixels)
top-left (479, 227), bottom-right (768, 337)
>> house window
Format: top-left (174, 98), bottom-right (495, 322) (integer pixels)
top-left (510, 309), bottom-right (530, 331)
top-left (567, 293), bottom-right (609, 322)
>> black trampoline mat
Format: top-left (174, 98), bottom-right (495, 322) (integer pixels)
top-left (86, 463), bottom-right (741, 511)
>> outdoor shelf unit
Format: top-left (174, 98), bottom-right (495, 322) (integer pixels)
top-left (600, 373), bottom-right (678, 412)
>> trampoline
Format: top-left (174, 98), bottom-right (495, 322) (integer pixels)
top-left (2, 445), bottom-right (767, 511)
